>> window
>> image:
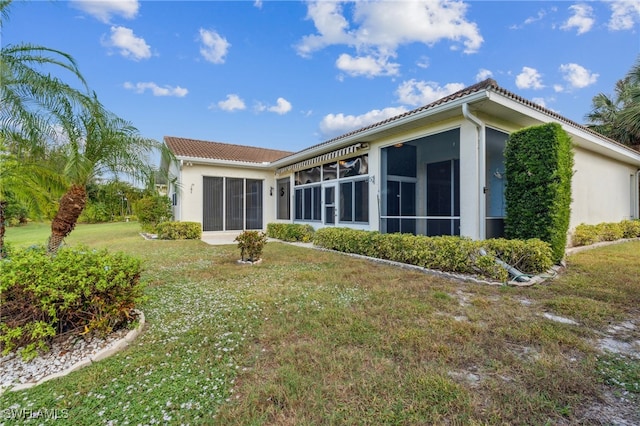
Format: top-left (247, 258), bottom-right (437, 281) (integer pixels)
top-left (202, 176), bottom-right (263, 231)
top-left (277, 178), bottom-right (290, 220)
top-left (339, 155), bottom-right (368, 178)
top-left (295, 186), bottom-right (321, 221)
top-left (171, 192), bottom-right (177, 206)
top-left (295, 166), bottom-right (321, 185)
top-left (340, 179), bottom-right (369, 223)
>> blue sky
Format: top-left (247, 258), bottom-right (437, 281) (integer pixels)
top-left (4, 0), bottom-right (640, 157)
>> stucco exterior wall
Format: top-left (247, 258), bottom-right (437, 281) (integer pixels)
top-left (570, 147), bottom-right (637, 229)
top-left (174, 163), bottom-right (275, 227)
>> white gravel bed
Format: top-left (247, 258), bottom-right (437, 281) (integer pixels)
top-left (0, 329), bottom-right (127, 393)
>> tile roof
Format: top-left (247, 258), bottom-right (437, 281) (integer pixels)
top-left (165, 79), bottom-right (636, 167)
top-left (288, 78), bottom-right (632, 157)
top-left (164, 136), bottom-right (293, 163)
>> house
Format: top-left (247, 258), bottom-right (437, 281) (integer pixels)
top-left (162, 79), bottom-right (640, 242)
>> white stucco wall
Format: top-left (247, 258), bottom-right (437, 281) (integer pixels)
top-left (175, 162), bottom-right (275, 229)
top-left (570, 147), bottom-right (637, 229)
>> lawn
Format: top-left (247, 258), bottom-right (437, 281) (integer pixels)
top-left (1, 222), bottom-right (639, 424)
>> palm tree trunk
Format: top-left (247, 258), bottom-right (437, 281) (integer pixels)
top-left (0, 200), bottom-right (7, 258)
top-left (48, 184), bottom-right (87, 253)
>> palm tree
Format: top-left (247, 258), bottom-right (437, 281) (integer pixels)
top-left (618, 58), bottom-right (640, 145)
top-left (0, 0), bottom-right (91, 255)
top-left (47, 96), bottom-right (166, 252)
top-left (585, 56), bottom-right (640, 146)
top-left (0, 143), bottom-right (65, 257)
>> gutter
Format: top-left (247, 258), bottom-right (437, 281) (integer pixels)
top-left (462, 103), bottom-right (486, 240)
top-left (637, 170), bottom-right (640, 219)
top-left (177, 156), bottom-right (274, 170)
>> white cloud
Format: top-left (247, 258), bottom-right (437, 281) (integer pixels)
top-left (319, 106), bottom-right (408, 137)
top-left (267, 98), bottom-right (293, 115)
top-left (123, 82), bottom-right (188, 97)
top-left (510, 9), bottom-right (547, 30)
top-left (336, 53), bottom-right (399, 77)
top-left (416, 56), bottom-right (430, 69)
top-left (198, 29), bottom-right (230, 64)
top-left (71, 0), bottom-right (139, 23)
top-left (102, 26), bottom-right (151, 61)
top-left (396, 80), bottom-right (465, 106)
top-left (554, 84), bottom-right (564, 92)
top-left (559, 63), bottom-right (598, 88)
top-left (608, 0), bottom-right (640, 30)
top-left (561, 4), bottom-right (595, 35)
top-left (515, 67), bottom-right (544, 89)
top-left (254, 0), bottom-right (263, 9)
top-left (217, 94), bottom-right (246, 112)
top-left (475, 68), bottom-right (493, 82)
top-left (296, 0), bottom-right (482, 77)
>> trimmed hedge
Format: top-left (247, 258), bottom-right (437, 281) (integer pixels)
top-left (266, 223), bottom-right (315, 242)
top-left (0, 246), bottom-right (144, 360)
top-left (572, 219), bottom-right (640, 247)
top-left (156, 221), bottom-right (202, 240)
top-left (313, 228), bottom-right (553, 282)
top-left (504, 122), bottom-right (574, 263)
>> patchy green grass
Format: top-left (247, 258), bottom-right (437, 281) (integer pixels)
top-left (1, 224), bottom-right (639, 424)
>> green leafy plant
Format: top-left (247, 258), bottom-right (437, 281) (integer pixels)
top-left (266, 223), bottom-right (315, 242)
top-left (571, 219), bottom-right (640, 247)
top-left (235, 230), bottom-right (267, 262)
top-left (156, 221), bottom-right (202, 240)
top-left (313, 228), bottom-right (553, 281)
top-left (0, 245), bottom-right (144, 360)
top-left (504, 122), bottom-right (574, 263)
top-left (133, 195), bottom-right (172, 233)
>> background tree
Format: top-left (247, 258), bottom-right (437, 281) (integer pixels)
top-left (586, 57), bottom-right (640, 146)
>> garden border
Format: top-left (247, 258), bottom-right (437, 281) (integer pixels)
top-left (1, 310), bottom-right (145, 395)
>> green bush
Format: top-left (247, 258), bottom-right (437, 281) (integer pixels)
top-left (156, 221), bottom-right (202, 240)
top-left (133, 195), bottom-right (172, 232)
top-left (0, 246), bottom-right (144, 360)
top-left (597, 222), bottom-right (624, 242)
top-left (571, 224), bottom-right (599, 247)
top-left (235, 230), bottom-right (267, 262)
top-left (313, 228), bottom-right (553, 281)
top-left (504, 122), bottom-right (574, 263)
top-left (266, 223), bottom-right (315, 242)
top-left (571, 219), bottom-right (640, 246)
top-left (78, 201), bottom-right (111, 224)
top-left (621, 220), bottom-right (640, 238)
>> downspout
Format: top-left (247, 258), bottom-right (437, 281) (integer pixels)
top-left (636, 170), bottom-right (640, 219)
top-left (462, 103), bottom-right (486, 240)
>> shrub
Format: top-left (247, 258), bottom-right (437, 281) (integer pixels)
top-left (504, 122), bottom-right (574, 263)
top-left (78, 201), bottom-right (111, 224)
top-left (597, 222), bottom-right (624, 242)
top-left (235, 230), bottom-right (267, 262)
top-left (313, 228), bottom-right (553, 281)
top-left (0, 245), bottom-right (144, 360)
top-left (133, 195), bottom-right (172, 232)
top-left (571, 224), bottom-right (599, 247)
top-left (621, 220), bottom-right (640, 239)
top-left (571, 220), bottom-right (640, 246)
top-left (156, 221), bottom-right (202, 240)
top-left (266, 223), bottom-right (315, 242)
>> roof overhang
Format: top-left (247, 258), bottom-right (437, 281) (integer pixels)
top-left (271, 91), bottom-right (489, 170)
top-left (176, 155), bottom-right (275, 170)
top-left (484, 91), bottom-right (640, 166)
